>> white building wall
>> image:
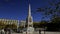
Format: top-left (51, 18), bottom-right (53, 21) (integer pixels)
top-left (0, 19), bottom-right (19, 25)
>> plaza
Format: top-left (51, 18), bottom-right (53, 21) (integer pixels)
top-left (2, 31), bottom-right (60, 34)
top-left (0, 0), bottom-right (60, 34)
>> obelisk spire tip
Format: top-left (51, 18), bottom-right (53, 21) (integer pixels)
top-left (28, 3), bottom-right (31, 16)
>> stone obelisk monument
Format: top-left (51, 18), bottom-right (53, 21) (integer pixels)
top-left (26, 3), bottom-right (34, 34)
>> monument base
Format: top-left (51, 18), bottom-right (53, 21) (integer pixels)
top-left (26, 27), bottom-right (34, 34)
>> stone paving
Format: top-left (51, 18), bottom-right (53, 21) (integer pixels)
top-left (45, 31), bottom-right (60, 34)
top-left (12, 31), bottom-right (60, 34)
top-left (0, 30), bottom-right (60, 34)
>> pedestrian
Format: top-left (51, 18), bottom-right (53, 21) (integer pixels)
top-left (39, 30), bottom-right (41, 34)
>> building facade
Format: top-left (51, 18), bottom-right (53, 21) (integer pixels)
top-left (20, 20), bottom-right (26, 27)
top-left (0, 19), bottom-right (19, 25)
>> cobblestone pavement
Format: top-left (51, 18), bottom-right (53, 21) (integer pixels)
top-left (12, 31), bottom-right (60, 34)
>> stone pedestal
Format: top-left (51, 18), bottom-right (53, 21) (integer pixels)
top-left (41, 31), bottom-right (44, 34)
top-left (26, 27), bottom-right (34, 34)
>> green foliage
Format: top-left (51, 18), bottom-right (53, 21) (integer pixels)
top-left (0, 21), bottom-right (6, 29)
top-left (51, 16), bottom-right (60, 23)
top-left (33, 22), bottom-right (40, 28)
top-left (46, 16), bottom-right (60, 31)
top-left (33, 21), bottom-right (48, 28)
top-left (37, 0), bottom-right (60, 20)
top-left (19, 26), bottom-right (24, 29)
top-left (5, 23), bottom-right (17, 29)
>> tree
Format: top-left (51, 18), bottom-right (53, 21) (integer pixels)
top-left (36, 0), bottom-right (60, 31)
top-left (19, 26), bottom-right (24, 30)
top-left (39, 20), bottom-right (48, 28)
top-left (51, 16), bottom-right (60, 23)
top-left (0, 21), bottom-right (6, 29)
top-left (37, 0), bottom-right (60, 22)
top-left (33, 21), bottom-right (48, 28)
top-left (11, 23), bottom-right (17, 29)
top-left (5, 23), bottom-right (17, 29)
top-left (33, 22), bottom-right (40, 28)
top-left (46, 16), bottom-right (60, 31)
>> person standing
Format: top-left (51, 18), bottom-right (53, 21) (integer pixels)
top-left (39, 30), bottom-right (41, 34)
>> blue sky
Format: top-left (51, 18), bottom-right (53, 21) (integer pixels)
top-left (0, 0), bottom-right (58, 22)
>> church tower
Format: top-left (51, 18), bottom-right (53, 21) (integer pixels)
top-left (26, 4), bottom-right (33, 27)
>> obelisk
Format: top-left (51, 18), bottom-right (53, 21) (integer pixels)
top-left (26, 3), bottom-right (34, 34)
